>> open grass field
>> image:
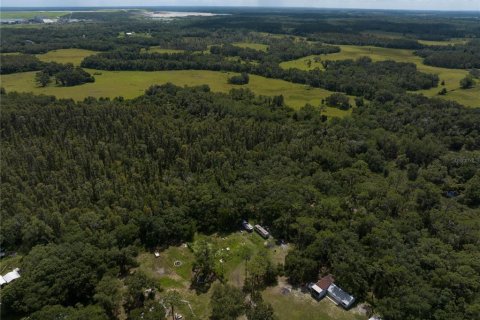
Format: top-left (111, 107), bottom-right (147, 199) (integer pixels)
top-left (35, 48), bottom-right (98, 66)
top-left (233, 42), bottom-right (270, 52)
top-left (280, 45), bottom-right (480, 107)
top-left (135, 230), bottom-right (290, 319)
top-left (417, 39), bottom-right (468, 46)
top-left (0, 11), bottom-right (70, 19)
top-left (1, 69), bottom-right (351, 117)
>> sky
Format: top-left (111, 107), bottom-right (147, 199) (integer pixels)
top-left (1, 0), bottom-right (479, 11)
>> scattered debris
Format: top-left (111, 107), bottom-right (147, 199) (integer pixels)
top-left (280, 286), bottom-right (292, 295)
top-left (173, 260), bottom-right (182, 267)
top-left (242, 220), bottom-right (254, 232)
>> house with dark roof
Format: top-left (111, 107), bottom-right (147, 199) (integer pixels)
top-left (309, 274), bottom-right (334, 300)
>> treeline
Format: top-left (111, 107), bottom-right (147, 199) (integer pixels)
top-left (82, 50), bottom-right (438, 99)
top-left (210, 40), bottom-right (340, 62)
top-left (36, 63), bottom-right (95, 87)
top-left (192, 12), bottom-right (480, 40)
top-left (1, 85), bottom-right (479, 319)
top-left (307, 32), bottom-right (424, 49)
top-left (0, 54), bottom-right (44, 74)
top-left (0, 54), bottom-right (94, 86)
top-left (416, 40), bottom-right (480, 69)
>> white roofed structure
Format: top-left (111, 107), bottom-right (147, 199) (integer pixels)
top-left (1, 268), bottom-right (21, 286)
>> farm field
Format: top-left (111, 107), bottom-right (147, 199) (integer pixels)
top-left (233, 42), bottom-right (270, 52)
top-left (280, 45), bottom-right (480, 107)
top-left (1, 69), bottom-right (352, 117)
top-left (36, 48), bottom-right (98, 66)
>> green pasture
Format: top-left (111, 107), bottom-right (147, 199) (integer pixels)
top-left (1, 69), bottom-right (351, 117)
top-left (36, 48), bottom-right (98, 66)
top-left (417, 39), bottom-right (468, 46)
top-left (233, 42), bottom-right (269, 52)
top-left (0, 11), bottom-right (70, 19)
top-left (279, 45), bottom-right (479, 107)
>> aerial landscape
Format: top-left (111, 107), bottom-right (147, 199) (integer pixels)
top-left (0, 1), bottom-right (479, 320)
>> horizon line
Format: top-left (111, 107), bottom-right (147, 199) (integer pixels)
top-left (1, 5), bottom-right (479, 12)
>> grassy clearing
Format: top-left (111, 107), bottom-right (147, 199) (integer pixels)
top-left (1, 69), bottom-right (350, 117)
top-left (141, 46), bottom-right (185, 54)
top-left (233, 42), bottom-right (269, 52)
top-left (36, 48), bottom-right (98, 66)
top-left (360, 31), bottom-right (405, 39)
top-left (280, 45), bottom-right (479, 107)
top-left (0, 11), bottom-right (70, 19)
top-left (417, 39), bottom-right (468, 46)
top-left (135, 230), bottom-right (285, 319)
top-left (263, 282), bottom-right (366, 320)
top-left (135, 231), bottom-right (365, 320)
top-left (0, 255), bottom-right (22, 274)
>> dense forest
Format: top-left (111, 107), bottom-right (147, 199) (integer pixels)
top-left (1, 83), bottom-right (479, 319)
top-left (1, 7), bottom-right (480, 320)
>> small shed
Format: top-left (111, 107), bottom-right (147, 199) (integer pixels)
top-left (309, 283), bottom-right (327, 299)
top-left (309, 274), bottom-right (334, 300)
top-left (0, 268), bottom-right (21, 286)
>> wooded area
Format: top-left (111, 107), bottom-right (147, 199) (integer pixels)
top-left (0, 7), bottom-right (479, 320)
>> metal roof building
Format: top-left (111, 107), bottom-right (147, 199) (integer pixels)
top-left (327, 283), bottom-right (355, 309)
top-left (0, 268), bottom-right (21, 287)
